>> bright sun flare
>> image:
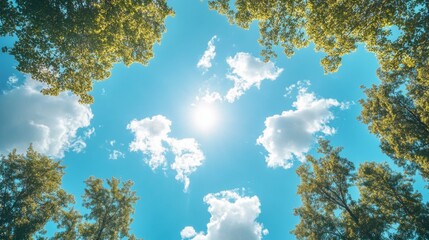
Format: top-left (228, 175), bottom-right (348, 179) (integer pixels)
top-left (192, 104), bottom-right (218, 132)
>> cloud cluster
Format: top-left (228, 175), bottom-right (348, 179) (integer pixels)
top-left (195, 90), bottom-right (223, 104)
top-left (257, 87), bottom-right (343, 169)
top-left (127, 115), bottom-right (204, 191)
top-left (197, 36), bottom-right (218, 71)
top-left (0, 78), bottom-right (93, 158)
top-left (181, 190), bottom-right (268, 240)
top-left (195, 53), bottom-right (283, 104)
top-left (225, 52), bottom-right (283, 102)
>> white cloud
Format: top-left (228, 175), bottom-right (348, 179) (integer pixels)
top-left (197, 36), bottom-right (218, 71)
top-left (182, 190), bottom-right (268, 240)
top-left (339, 101), bottom-right (354, 110)
top-left (7, 75), bottom-right (18, 85)
top-left (169, 138), bottom-right (205, 191)
top-left (127, 115), bottom-right (171, 170)
top-left (225, 52), bottom-right (283, 102)
top-left (284, 80), bottom-right (311, 98)
top-left (0, 78), bottom-right (93, 158)
top-left (83, 127), bottom-right (95, 138)
top-left (195, 90), bottom-right (223, 104)
top-left (109, 150), bottom-right (125, 160)
top-left (194, 53), bottom-right (283, 104)
top-left (257, 87), bottom-right (343, 169)
top-left (109, 140), bottom-right (116, 146)
top-left (127, 115), bottom-right (204, 191)
top-left (70, 139), bottom-right (87, 153)
top-left (181, 226), bottom-right (198, 239)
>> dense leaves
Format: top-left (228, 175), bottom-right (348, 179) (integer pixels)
top-left (293, 139), bottom-right (429, 239)
top-left (208, 0), bottom-right (427, 74)
top-left (0, 0), bottom-right (174, 103)
top-left (0, 148), bottom-right (140, 239)
top-left (78, 177), bottom-right (139, 240)
top-left (360, 69), bottom-right (429, 180)
top-left (0, 146), bottom-right (73, 239)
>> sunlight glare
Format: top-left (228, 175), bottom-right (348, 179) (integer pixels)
top-left (193, 104), bottom-right (218, 132)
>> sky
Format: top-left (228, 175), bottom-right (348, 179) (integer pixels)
top-left (0, 1), bottom-right (427, 239)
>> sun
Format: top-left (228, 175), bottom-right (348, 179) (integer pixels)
top-left (192, 103), bottom-right (218, 132)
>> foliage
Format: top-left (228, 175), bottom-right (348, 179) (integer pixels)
top-left (0, 146), bottom-right (73, 240)
top-left (293, 139), bottom-right (429, 239)
top-left (360, 70), bottom-right (429, 180)
top-left (0, 0), bottom-right (174, 104)
top-left (208, 0), bottom-right (427, 74)
top-left (209, 0), bottom-right (429, 179)
top-left (0, 147), bottom-right (140, 239)
top-left (77, 177), bottom-right (140, 240)
top-left (52, 177), bottom-right (140, 240)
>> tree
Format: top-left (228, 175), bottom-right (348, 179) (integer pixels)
top-left (0, 146), bottom-right (73, 240)
top-left (209, 0), bottom-right (429, 179)
top-left (357, 162), bottom-right (429, 239)
top-left (0, 147), bottom-right (140, 239)
top-left (208, 0), bottom-right (427, 74)
top-left (77, 177), bottom-right (140, 240)
top-left (1, 0), bottom-right (174, 104)
top-left (293, 139), bottom-right (429, 239)
top-left (359, 75), bottom-right (429, 180)
top-left (51, 177), bottom-right (140, 240)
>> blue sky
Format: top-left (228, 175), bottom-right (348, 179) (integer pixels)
top-left (1, 1), bottom-right (427, 239)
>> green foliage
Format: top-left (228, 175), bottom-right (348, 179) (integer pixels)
top-left (0, 146), bottom-right (73, 240)
top-left (208, 0), bottom-right (427, 74)
top-left (293, 139), bottom-right (429, 239)
top-left (0, 148), bottom-right (140, 239)
top-left (359, 76), bottom-right (429, 180)
top-left (0, 0), bottom-right (174, 104)
top-left (209, 0), bottom-right (429, 180)
top-left (357, 162), bottom-right (429, 239)
top-left (78, 177), bottom-right (140, 240)
top-left (52, 177), bottom-right (140, 240)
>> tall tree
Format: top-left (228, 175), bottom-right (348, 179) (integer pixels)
top-left (77, 177), bottom-right (140, 240)
top-left (0, 147), bottom-right (140, 239)
top-left (209, 0), bottom-right (429, 179)
top-left (357, 162), bottom-right (429, 239)
top-left (293, 139), bottom-right (429, 239)
top-left (360, 75), bottom-right (429, 180)
top-left (48, 177), bottom-right (140, 240)
top-left (0, 146), bottom-right (73, 240)
top-left (1, 0), bottom-right (174, 104)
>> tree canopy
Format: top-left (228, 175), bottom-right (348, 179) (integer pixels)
top-left (0, 146), bottom-right (73, 239)
top-left (208, 0), bottom-right (427, 74)
top-left (0, 148), bottom-right (140, 239)
top-left (209, 0), bottom-right (429, 179)
top-left (0, 0), bottom-right (174, 104)
top-left (77, 177), bottom-right (140, 240)
top-left (293, 139), bottom-right (429, 239)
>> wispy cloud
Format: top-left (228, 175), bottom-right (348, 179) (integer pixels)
top-left (257, 85), bottom-right (345, 169)
top-left (127, 115), bottom-right (204, 191)
top-left (197, 35), bottom-right (218, 71)
top-left (7, 75), bottom-right (18, 86)
top-left (195, 52), bottom-right (283, 104)
top-left (0, 77), bottom-right (93, 158)
top-left (109, 150), bottom-right (125, 160)
top-left (195, 90), bottom-right (223, 104)
top-left (225, 52), bottom-right (283, 102)
top-left (181, 189), bottom-right (268, 240)
top-left (168, 138), bottom-right (205, 190)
